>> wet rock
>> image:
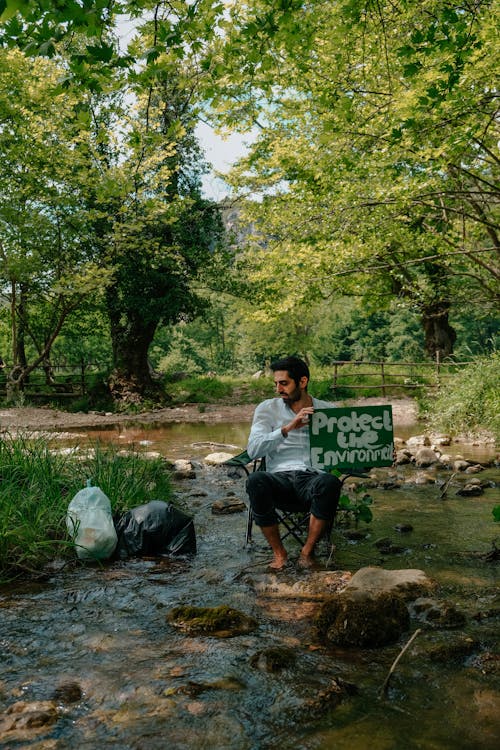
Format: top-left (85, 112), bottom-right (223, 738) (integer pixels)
top-left (51, 681), bottom-right (83, 704)
top-left (465, 464), bottom-right (484, 474)
top-left (204, 452), bottom-right (235, 465)
top-left (343, 529), bottom-right (368, 541)
top-left (409, 597), bottom-right (466, 628)
top-left (414, 471), bottom-right (436, 485)
top-left (407, 435), bottom-right (431, 447)
top-left (344, 566), bottom-right (436, 600)
top-left (211, 497), bottom-right (246, 515)
top-left (427, 635), bottom-right (479, 663)
top-left (468, 651), bottom-right (500, 675)
top-left (453, 459), bottom-right (470, 472)
top-left (374, 537), bottom-right (393, 549)
top-left (314, 590), bottom-right (410, 648)
top-left (377, 479), bottom-right (401, 490)
top-left (438, 453), bottom-right (453, 467)
top-left (394, 523), bottom-right (413, 533)
top-left (249, 570), bottom-right (352, 602)
top-left (293, 678), bottom-right (358, 718)
top-left (430, 433), bottom-right (452, 446)
top-left (166, 605), bottom-right (258, 638)
top-left (394, 449), bottom-right (413, 465)
top-left (373, 537), bottom-right (406, 554)
top-left (250, 646), bottom-right (297, 672)
top-left (0, 700), bottom-right (58, 735)
top-left (415, 447), bottom-right (440, 467)
top-left (456, 483), bottom-right (484, 497)
top-left (172, 459), bottom-right (196, 479)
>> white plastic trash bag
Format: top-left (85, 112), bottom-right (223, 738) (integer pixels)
top-left (66, 481), bottom-right (118, 560)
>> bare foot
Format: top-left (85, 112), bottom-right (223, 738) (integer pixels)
top-left (297, 554), bottom-right (316, 569)
top-left (268, 555), bottom-right (288, 570)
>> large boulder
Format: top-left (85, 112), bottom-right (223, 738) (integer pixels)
top-left (314, 589), bottom-right (410, 648)
top-left (344, 566), bottom-right (437, 599)
top-left (313, 567), bottom-right (437, 648)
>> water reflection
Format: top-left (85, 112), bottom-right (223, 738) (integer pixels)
top-left (53, 419), bottom-right (496, 465)
top-left (66, 421), bottom-right (252, 460)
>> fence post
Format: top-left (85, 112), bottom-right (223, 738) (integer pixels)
top-left (381, 361), bottom-right (386, 397)
top-left (333, 362), bottom-right (338, 390)
top-left (81, 360), bottom-right (86, 394)
top-left (435, 350), bottom-right (441, 386)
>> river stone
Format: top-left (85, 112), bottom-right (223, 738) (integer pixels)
top-left (0, 700), bottom-right (58, 735)
top-left (465, 464), bottom-right (484, 474)
top-left (166, 604), bottom-right (258, 637)
top-left (250, 646), bottom-right (297, 672)
top-left (211, 497), bottom-right (246, 514)
top-left (314, 589), bottom-right (410, 648)
top-left (344, 566), bottom-right (436, 600)
top-left (394, 449), bottom-right (412, 465)
top-left (204, 451), bottom-right (236, 465)
top-left (409, 597), bottom-right (466, 628)
top-left (407, 435), bottom-right (431, 447)
top-left (414, 447), bottom-right (440, 467)
top-left (248, 571), bottom-right (352, 601)
top-left (172, 459), bottom-right (196, 479)
top-left (51, 681), bottom-right (83, 704)
top-left (456, 483), bottom-right (484, 496)
top-left (453, 459), bottom-right (470, 472)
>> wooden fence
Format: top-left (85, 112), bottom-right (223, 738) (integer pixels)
top-left (331, 356), bottom-right (469, 397)
top-left (0, 362), bottom-right (109, 399)
top-left (0, 357), bottom-right (471, 401)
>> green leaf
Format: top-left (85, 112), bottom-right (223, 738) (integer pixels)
top-left (357, 505), bottom-right (373, 523)
top-left (493, 505), bottom-right (500, 522)
top-left (85, 43), bottom-right (115, 63)
top-left (0, 0), bottom-right (29, 23)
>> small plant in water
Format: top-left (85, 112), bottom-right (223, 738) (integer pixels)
top-left (330, 468), bottom-right (373, 526)
top-left (337, 488), bottom-right (374, 526)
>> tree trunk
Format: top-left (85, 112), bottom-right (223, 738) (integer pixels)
top-left (421, 301), bottom-right (457, 360)
top-left (108, 313), bottom-right (165, 403)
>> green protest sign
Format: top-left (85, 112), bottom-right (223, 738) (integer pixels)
top-left (309, 405), bottom-right (394, 470)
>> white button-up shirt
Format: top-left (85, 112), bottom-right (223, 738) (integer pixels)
top-left (246, 396), bottom-right (334, 473)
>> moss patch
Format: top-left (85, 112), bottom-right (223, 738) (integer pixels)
top-left (314, 591), bottom-right (410, 648)
top-left (166, 604), bottom-right (258, 638)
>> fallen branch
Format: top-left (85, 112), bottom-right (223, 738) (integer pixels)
top-left (380, 628), bottom-right (422, 698)
top-left (439, 472), bottom-right (457, 499)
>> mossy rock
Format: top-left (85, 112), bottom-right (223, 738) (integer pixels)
top-left (250, 646), bottom-right (297, 672)
top-left (314, 591), bottom-right (410, 648)
top-left (166, 604), bottom-right (258, 638)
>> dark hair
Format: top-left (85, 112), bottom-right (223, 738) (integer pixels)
top-left (270, 356), bottom-right (310, 386)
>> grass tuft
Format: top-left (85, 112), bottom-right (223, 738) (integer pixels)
top-left (0, 434), bottom-right (173, 581)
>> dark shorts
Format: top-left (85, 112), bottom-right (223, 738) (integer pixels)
top-left (246, 470), bottom-right (341, 527)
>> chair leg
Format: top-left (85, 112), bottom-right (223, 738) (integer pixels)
top-left (245, 507), bottom-right (254, 545)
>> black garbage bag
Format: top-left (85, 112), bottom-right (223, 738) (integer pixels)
top-left (114, 500), bottom-right (196, 559)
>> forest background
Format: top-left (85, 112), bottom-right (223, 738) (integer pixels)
top-left (0, 0), bottom-right (498, 432)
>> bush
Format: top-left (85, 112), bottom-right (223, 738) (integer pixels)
top-left (425, 352), bottom-right (500, 439)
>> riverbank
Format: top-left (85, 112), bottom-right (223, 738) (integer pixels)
top-left (0, 396), bottom-right (418, 430)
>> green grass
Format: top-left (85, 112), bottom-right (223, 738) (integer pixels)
top-left (0, 435), bottom-right (173, 581)
top-left (422, 352), bottom-right (500, 440)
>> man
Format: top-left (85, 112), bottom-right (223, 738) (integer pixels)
top-left (246, 356), bottom-right (341, 570)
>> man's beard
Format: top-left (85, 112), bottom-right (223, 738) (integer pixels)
top-left (282, 386), bottom-right (301, 406)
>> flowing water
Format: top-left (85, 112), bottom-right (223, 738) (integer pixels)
top-left (0, 421), bottom-right (498, 749)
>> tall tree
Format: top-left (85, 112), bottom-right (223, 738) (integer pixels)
top-left (206, 0), bottom-right (499, 358)
top-left (87, 13), bottom-right (225, 400)
top-left (0, 48), bottom-right (111, 394)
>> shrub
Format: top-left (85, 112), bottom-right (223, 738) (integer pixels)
top-left (425, 352), bottom-right (500, 439)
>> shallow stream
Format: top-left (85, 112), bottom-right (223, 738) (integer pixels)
top-left (0, 421), bottom-right (498, 749)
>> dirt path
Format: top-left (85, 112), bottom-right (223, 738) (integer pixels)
top-left (0, 397), bottom-right (419, 431)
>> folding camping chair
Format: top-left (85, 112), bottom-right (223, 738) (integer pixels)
top-left (224, 450), bottom-right (368, 548)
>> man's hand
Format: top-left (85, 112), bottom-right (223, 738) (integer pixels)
top-left (282, 406), bottom-right (314, 436)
